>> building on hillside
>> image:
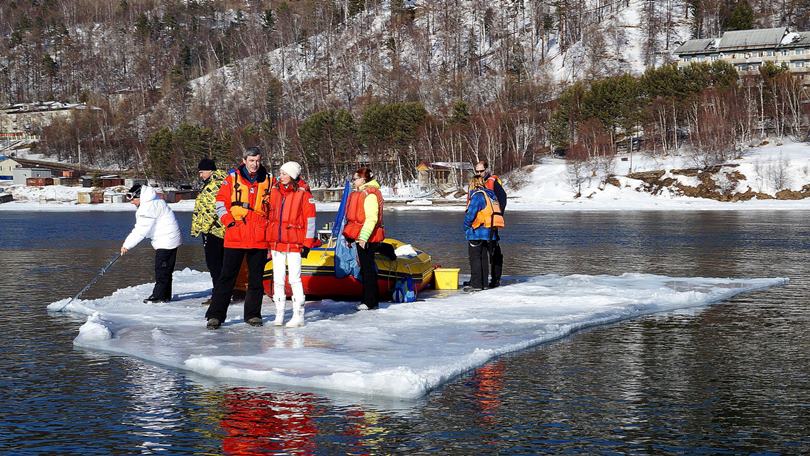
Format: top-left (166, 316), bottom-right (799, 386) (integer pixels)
top-left (0, 101), bottom-right (101, 136)
top-left (0, 155), bottom-right (20, 180)
top-left (13, 167), bottom-right (52, 185)
top-left (674, 27), bottom-right (810, 76)
top-left (0, 131), bottom-right (35, 149)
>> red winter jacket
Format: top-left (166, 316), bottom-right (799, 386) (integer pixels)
top-left (215, 164), bottom-right (273, 249)
top-left (266, 178), bottom-right (318, 253)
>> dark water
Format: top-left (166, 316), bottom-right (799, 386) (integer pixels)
top-left (2, 210), bottom-right (809, 454)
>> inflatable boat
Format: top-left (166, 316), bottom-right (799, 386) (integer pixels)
top-left (262, 235), bottom-right (435, 299)
top-left (262, 180), bottom-right (435, 300)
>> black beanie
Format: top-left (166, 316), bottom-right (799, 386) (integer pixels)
top-left (127, 183), bottom-right (142, 200)
top-left (198, 158), bottom-right (216, 171)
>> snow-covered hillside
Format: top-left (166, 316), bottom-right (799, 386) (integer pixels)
top-left (190, 0), bottom-right (692, 112)
top-left (507, 141), bottom-right (810, 210)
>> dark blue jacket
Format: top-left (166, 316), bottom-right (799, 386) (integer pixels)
top-left (464, 188), bottom-right (499, 241)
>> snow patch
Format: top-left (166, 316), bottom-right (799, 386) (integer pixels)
top-left (76, 312), bottom-right (113, 342)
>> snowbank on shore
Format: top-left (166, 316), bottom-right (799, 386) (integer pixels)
top-left (4, 141), bottom-right (810, 212)
top-left (502, 141), bottom-right (810, 211)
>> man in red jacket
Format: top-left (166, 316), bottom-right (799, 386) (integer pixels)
top-left (266, 161), bottom-right (319, 327)
top-left (205, 147), bottom-right (273, 329)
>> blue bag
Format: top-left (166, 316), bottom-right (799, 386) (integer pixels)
top-left (392, 276), bottom-right (417, 303)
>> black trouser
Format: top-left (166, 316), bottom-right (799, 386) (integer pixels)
top-left (205, 248), bottom-right (267, 322)
top-left (202, 233), bottom-right (225, 290)
top-left (152, 248), bottom-right (178, 301)
top-left (357, 243), bottom-right (379, 308)
top-left (488, 239), bottom-right (503, 286)
top-left (468, 240), bottom-right (490, 289)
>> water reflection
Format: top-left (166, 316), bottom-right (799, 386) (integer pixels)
top-left (471, 360), bottom-right (505, 427)
top-left (219, 389), bottom-right (317, 455)
top-left (122, 360), bottom-right (185, 453)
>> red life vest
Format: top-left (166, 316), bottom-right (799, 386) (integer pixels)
top-left (485, 174), bottom-right (500, 191)
top-left (343, 186), bottom-right (385, 242)
top-left (266, 179), bottom-right (316, 252)
top-left (216, 166), bottom-right (272, 249)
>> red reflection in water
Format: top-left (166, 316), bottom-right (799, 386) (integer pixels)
top-left (221, 388), bottom-right (318, 455)
top-left (473, 360), bottom-right (505, 425)
top-left (344, 408), bottom-right (385, 455)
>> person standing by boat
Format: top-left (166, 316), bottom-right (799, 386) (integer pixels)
top-left (205, 147), bottom-right (272, 330)
top-left (475, 160), bottom-right (506, 288)
top-left (120, 183), bottom-right (183, 303)
top-left (191, 158), bottom-right (228, 306)
top-left (343, 167), bottom-right (385, 311)
top-left (463, 176), bottom-right (502, 292)
top-left (266, 161), bottom-right (319, 327)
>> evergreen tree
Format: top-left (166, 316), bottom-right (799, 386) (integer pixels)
top-left (299, 109), bottom-right (357, 180)
top-left (723, 1), bottom-right (754, 31)
top-left (450, 100), bottom-right (470, 125)
top-left (358, 102), bottom-right (427, 154)
top-left (146, 127), bottom-right (174, 181)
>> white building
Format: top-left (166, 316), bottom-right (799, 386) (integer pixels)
top-left (0, 155), bottom-right (20, 181)
top-left (674, 28), bottom-right (810, 76)
top-left (0, 101), bottom-right (100, 135)
top-left (13, 167), bottom-right (52, 185)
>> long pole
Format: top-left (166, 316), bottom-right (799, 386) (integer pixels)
top-left (56, 253), bottom-right (121, 312)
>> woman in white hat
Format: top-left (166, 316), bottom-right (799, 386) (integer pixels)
top-left (265, 161), bottom-right (319, 327)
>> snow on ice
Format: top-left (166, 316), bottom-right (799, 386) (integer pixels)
top-left (48, 269), bottom-right (787, 399)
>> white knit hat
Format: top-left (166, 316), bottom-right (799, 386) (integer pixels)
top-left (280, 161), bottom-right (301, 179)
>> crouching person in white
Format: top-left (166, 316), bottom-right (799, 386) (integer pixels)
top-left (120, 183), bottom-right (183, 303)
top-left (265, 162), bottom-right (319, 327)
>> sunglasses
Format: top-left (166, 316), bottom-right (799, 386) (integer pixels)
top-left (125, 192), bottom-right (138, 201)
top-left (475, 169), bottom-right (486, 173)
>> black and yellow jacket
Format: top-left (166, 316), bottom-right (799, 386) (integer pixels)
top-left (191, 169), bottom-right (227, 238)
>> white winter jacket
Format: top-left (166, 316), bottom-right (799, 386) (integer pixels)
top-left (122, 185), bottom-right (183, 251)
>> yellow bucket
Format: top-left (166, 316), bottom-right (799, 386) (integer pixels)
top-left (434, 268), bottom-right (460, 290)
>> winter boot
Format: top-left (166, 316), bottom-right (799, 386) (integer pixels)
top-left (273, 297), bottom-right (286, 326)
top-left (206, 318), bottom-right (221, 330)
top-left (285, 297), bottom-right (305, 328)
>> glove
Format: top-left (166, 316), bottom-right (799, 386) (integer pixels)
top-left (301, 247), bottom-right (310, 259)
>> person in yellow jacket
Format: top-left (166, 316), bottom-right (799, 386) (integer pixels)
top-left (343, 167), bottom-right (385, 311)
top-left (191, 158), bottom-right (228, 306)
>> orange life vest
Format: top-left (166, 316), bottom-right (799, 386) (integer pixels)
top-left (266, 180), bottom-right (316, 251)
top-left (343, 187), bottom-right (385, 242)
top-left (468, 190), bottom-right (505, 229)
top-left (216, 166), bottom-right (272, 249)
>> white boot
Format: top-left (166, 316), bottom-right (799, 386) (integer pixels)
top-left (273, 297), bottom-right (286, 326)
top-left (285, 297), bottom-right (305, 327)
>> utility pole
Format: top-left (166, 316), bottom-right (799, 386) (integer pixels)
top-left (76, 125), bottom-right (82, 170)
